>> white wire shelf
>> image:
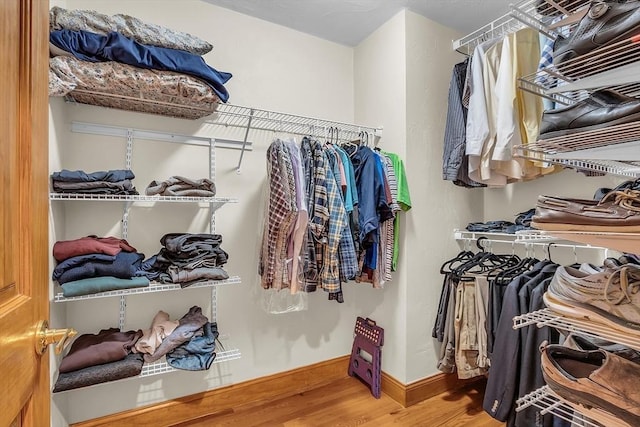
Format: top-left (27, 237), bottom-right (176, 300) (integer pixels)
top-left (54, 276), bottom-right (241, 302)
top-left (519, 36), bottom-right (640, 103)
top-left (452, 11), bottom-right (523, 55)
top-left (454, 229), bottom-right (607, 248)
top-left (139, 348), bottom-right (241, 378)
top-left (452, 0), bottom-right (586, 55)
top-left (49, 193), bottom-right (238, 206)
top-left (513, 148), bottom-right (640, 178)
top-left (517, 122), bottom-right (640, 157)
top-left (516, 385), bottom-right (620, 427)
top-left (206, 103), bottom-right (381, 143)
top-left (49, 193), bottom-right (233, 203)
top-left (55, 347), bottom-right (242, 392)
top-left (529, 230), bottom-right (640, 254)
top-left (513, 308), bottom-right (640, 351)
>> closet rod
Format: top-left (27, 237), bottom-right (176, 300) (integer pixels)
top-left (70, 121), bottom-right (254, 152)
top-left (457, 237), bottom-right (603, 252)
top-left (454, 229), bottom-right (608, 250)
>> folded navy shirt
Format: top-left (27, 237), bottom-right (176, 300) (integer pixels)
top-left (51, 169), bottom-right (135, 183)
top-left (56, 251), bottom-right (144, 284)
top-left (53, 253), bottom-right (116, 281)
top-left (50, 29), bottom-right (232, 102)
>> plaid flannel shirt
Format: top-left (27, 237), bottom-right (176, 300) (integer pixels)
top-left (259, 140), bottom-right (297, 289)
top-left (300, 139), bottom-right (329, 291)
top-left (321, 158), bottom-right (347, 293)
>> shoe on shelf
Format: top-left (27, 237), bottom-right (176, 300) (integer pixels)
top-left (536, 0), bottom-right (629, 18)
top-left (531, 189), bottom-right (640, 232)
top-left (564, 333), bottom-right (640, 363)
top-left (553, 0), bottom-right (640, 65)
top-left (544, 264), bottom-right (640, 335)
top-left (594, 178), bottom-right (640, 201)
top-left (541, 344), bottom-right (640, 427)
top-left (538, 89), bottom-right (640, 140)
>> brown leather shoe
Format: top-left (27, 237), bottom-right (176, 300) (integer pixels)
top-left (541, 345), bottom-right (640, 426)
top-left (531, 189), bottom-right (640, 231)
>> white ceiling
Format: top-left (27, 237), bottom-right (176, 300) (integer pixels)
top-left (203, 0), bottom-right (512, 46)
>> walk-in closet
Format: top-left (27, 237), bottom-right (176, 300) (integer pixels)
top-left (1, 0), bottom-right (639, 426)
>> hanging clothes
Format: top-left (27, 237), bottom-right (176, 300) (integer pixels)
top-left (382, 151), bottom-right (412, 271)
top-left (259, 140), bottom-right (298, 291)
top-left (445, 28), bottom-right (560, 188)
top-left (259, 137), bottom-right (409, 305)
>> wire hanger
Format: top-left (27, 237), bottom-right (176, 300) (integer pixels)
top-left (327, 126), bottom-right (335, 144)
top-left (546, 243), bottom-right (556, 262)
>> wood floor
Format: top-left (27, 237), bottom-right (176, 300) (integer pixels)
top-left (177, 376), bottom-right (504, 427)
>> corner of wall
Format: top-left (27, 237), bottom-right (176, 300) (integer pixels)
top-left (403, 11), bottom-right (483, 383)
top-left (353, 9), bottom-right (408, 384)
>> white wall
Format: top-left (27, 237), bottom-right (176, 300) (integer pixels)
top-left (353, 9), bottom-right (484, 385)
top-left (354, 10), bottom-right (409, 383)
top-left (53, 0), bottom-right (384, 423)
top-left (404, 10), bottom-right (484, 383)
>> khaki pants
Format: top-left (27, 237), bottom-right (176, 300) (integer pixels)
top-left (454, 278), bottom-right (487, 379)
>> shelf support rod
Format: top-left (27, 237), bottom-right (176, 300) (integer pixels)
top-left (236, 109), bottom-right (254, 173)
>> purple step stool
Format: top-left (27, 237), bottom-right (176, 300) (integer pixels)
top-left (348, 317), bottom-right (384, 398)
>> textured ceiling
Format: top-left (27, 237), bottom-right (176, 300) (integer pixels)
top-left (203, 0), bottom-right (512, 46)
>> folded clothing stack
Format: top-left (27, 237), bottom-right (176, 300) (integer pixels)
top-left (53, 306), bottom-right (219, 391)
top-left (52, 236), bottom-right (149, 297)
top-left (145, 176), bottom-right (216, 197)
top-left (466, 209), bottom-right (535, 234)
top-left (53, 328), bottom-right (143, 392)
top-left (49, 28), bottom-right (231, 103)
top-left (133, 306), bottom-right (218, 369)
top-left (51, 169), bottom-right (138, 195)
top-left (49, 6), bottom-right (214, 55)
top-left (137, 233), bottom-right (229, 287)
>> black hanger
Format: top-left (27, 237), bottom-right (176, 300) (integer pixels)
top-left (546, 243), bottom-right (555, 262)
top-left (440, 250), bottom-right (475, 274)
top-left (453, 237), bottom-right (525, 278)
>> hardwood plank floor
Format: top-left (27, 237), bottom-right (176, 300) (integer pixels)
top-left (178, 376), bottom-right (504, 427)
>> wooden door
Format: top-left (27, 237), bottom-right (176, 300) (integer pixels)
top-left (0, 0), bottom-right (50, 426)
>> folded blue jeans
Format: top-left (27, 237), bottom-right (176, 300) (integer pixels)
top-left (166, 322), bottom-right (219, 371)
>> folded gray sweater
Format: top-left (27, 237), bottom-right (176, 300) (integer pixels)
top-left (144, 306), bottom-right (208, 363)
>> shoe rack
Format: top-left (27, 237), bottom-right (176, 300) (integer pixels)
top-left (455, 0), bottom-right (640, 179)
top-left (453, 1), bottom-right (640, 425)
top-left (513, 308), bottom-right (640, 351)
top-left (517, 385), bottom-right (623, 427)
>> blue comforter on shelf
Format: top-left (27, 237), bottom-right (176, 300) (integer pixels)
top-left (50, 29), bottom-right (232, 102)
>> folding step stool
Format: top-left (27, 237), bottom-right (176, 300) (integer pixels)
top-left (348, 317), bottom-right (384, 398)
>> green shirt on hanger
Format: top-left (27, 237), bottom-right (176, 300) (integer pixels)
top-left (383, 151), bottom-right (411, 270)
